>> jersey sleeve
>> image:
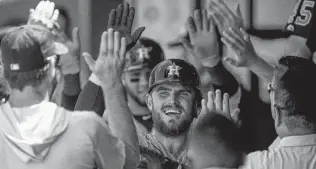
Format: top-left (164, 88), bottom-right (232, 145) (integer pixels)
top-left (284, 0), bottom-right (316, 38)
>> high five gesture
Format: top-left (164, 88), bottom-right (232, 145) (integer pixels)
top-left (108, 3), bottom-right (145, 51)
top-left (83, 28), bottom-right (126, 87)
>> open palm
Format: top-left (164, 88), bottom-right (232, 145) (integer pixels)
top-left (182, 10), bottom-right (220, 70)
top-left (108, 3), bottom-right (145, 51)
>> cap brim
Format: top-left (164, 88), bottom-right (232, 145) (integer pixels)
top-left (124, 65), bottom-right (148, 72)
top-left (53, 42), bottom-right (69, 55)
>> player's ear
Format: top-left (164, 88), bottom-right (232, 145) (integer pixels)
top-left (146, 93), bottom-right (153, 111)
top-left (121, 73), bottom-right (126, 86)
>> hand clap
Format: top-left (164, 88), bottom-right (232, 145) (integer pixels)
top-left (221, 27), bottom-right (259, 67)
top-left (83, 28), bottom-right (126, 88)
top-left (182, 9), bottom-right (220, 69)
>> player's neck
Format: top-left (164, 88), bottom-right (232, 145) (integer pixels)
top-left (9, 87), bottom-right (47, 108)
top-left (152, 129), bottom-right (189, 157)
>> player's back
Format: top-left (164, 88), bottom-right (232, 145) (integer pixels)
top-left (0, 101), bottom-right (126, 169)
top-left (241, 134), bottom-right (316, 169)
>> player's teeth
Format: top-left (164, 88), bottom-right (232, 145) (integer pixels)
top-left (165, 109), bottom-right (180, 114)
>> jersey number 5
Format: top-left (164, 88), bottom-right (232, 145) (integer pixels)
top-left (295, 0), bottom-right (315, 26)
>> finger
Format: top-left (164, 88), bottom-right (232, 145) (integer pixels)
top-left (99, 31), bottom-right (108, 57)
top-left (229, 27), bottom-right (246, 44)
top-left (212, 0), bottom-right (235, 20)
top-left (240, 28), bottom-right (249, 41)
top-left (209, 16), bottom-right (215, 32)
top-left (210, 12), bottom-right (224, 30)
top-left (231, 108), bottom-right (241, 126)
top-left (221, 36), bottom-right (237, 50)
top-left (236, 4), bottom-right (243, 18)
top-left (44, 1), bottom-right (52, 17)
top-left (51, 9), bottom-right (59, 23)
top-left (108, 9), bottom-right (116, 28)
top-left (82, 52), bottom-right (96, 71)
top-left (34, 1), bottom-right (41, 11)
top-left (121, 3), bottom-right (130, 25)
top-left (181, 38), bottom-right (194, 54)
top-left (37, 1), bottom-right (45, 19)
top-left (107, 28), bottom-right (114, 56)
top-left (48, 1), bottom-right (55, 18)
top-left (115, 4), bottom-right (124, 26)
top-left (223, 57), bottom-right (239, 67)
top-left (202, 10), bottom-right (209, 31)
top-left (186, 17), bottom-right (196, 40)
top-left (120, 37), bottom-right (127, 61)
top-left (114, 31), bottom-right (121, 55)
top-left (207, 91), bottom-right (215, 112)
top-left (29, 9), bottom-right (35, 14)
top-left (127, 7), bottom-right (135, 30)
top-left (209, 1), bottom-right (229, 19)
top-left (194, 10), bottom-right (202, 32)
top-left (222, 93), bottom-right (230, 117)
top-left (199, 99), bottom-right (208, 118)
top-left (72, 27), bottom-right (80, 49)
top-left (222, 30), bottom-right (244, 49)
top-left (215, 89), bottom-right (222, 111)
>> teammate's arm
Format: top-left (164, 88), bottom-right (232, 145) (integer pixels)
top-left (250, 35), bottom-right (309, 65)
top-left (61, 73), bottom-right (81, 110)
top-left (210, 0), bottom-right (315, 66)
top-left (74, 78), bottom-right (106, 116)
top-left (83, 29), bottom-right (140, 168)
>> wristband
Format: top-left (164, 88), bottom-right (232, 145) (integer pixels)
top-left (89, 73), bottom-right (102, 86)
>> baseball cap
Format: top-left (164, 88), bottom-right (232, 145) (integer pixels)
top-left (0, 24), bottom-right (68, 73)
top-left (124, 37), bottom-right (164, 72)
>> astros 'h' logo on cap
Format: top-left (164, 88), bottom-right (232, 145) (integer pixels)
top-left (136, 46), bottom-right (152, 61)
top-left (167, 63), bottom-right (181, 78)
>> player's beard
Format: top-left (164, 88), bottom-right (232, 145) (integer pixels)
top-left (152, 103), bottom-right (194, 137)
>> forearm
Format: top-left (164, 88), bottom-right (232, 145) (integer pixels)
top-left (74, 80), bottom-right (106, 116)
top-left (250, 35), bottom-right (309, 65)
top-left (61, 73), bottom-right (81, 110)
top-left (102, 82), bottom-right (139, 153)
top-left (249, 56), bottom-right (274, 83)
top-left (250, 36), bottom-right (287, 64)
top-left (202, 62), bottom-right (239, 96)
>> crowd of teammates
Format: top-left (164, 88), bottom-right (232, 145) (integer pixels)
top-left (0, 0), bottom-right (316, 169)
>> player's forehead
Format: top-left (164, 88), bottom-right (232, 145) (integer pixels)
top-left (154, 82), bottom-right (191, 92)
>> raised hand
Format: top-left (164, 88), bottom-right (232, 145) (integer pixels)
top-left (57, 27), bottom-right (81, 75)
top-left (108, 3), bottom-right (145, 51)
top-left (208, 0), bottom-right (243, 37)
top-left (199, 89), bottom-right (241, 127)
top-left (83, 28), bottom-right (126, 87)
top-left (221, 27), bottom-right (258, 67)
top-left (27, 1), bottom-right (60, 32)
top-left (181, 9), bottom-right (220, 69)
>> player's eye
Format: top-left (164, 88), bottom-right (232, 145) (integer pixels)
top-left (180, 92), bottom-right (190, 97)
top-left (130, 78), bottom-right (140, 83)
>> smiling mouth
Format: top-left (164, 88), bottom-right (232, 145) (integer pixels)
top-left (164, 109), bottom-right (182, 115)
